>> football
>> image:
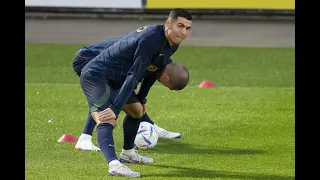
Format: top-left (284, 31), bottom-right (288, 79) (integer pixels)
top-left (134, 121), bottom-right (158, 149)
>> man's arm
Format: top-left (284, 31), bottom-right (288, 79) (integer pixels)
top-left (110, 39), bottom-right (158, 118)
top-left (136, 73), bottom-right (158, 104)
top-left (137, 56), bottom-right (173, 103)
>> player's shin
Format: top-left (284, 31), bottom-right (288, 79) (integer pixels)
top-left (82, 112), bottom-right (97, 135)
top-left (97, 123), bottom-right (118, 163)
top-left (75, 112), bottom-right (100, 151)
top-left (122, 114), bottom-right (142, 151)
top-left (140, 113), bottom-right (154, 124)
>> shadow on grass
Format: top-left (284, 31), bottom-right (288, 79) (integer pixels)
top-left (141, 164), bottom-right (294, 180)
top-left (142, 139), bottom-right (265, 155)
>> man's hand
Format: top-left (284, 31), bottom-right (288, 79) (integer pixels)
top-left (98, 108), bottom-right (117, 127)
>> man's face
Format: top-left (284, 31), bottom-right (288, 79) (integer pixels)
top-left (166, 17), bottom-right (192, 45)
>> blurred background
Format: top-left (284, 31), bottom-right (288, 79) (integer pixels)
top-left (25, 0), bottom-right (295, 47)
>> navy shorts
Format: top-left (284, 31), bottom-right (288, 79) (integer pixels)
top-left (80, 72), bottom-right (116, 112)
top-left (72, 49), bottom-right (96, 77)
top-left (80, 72), bottom-right (139, 112)
top-left (75, 48), bottom-right (140, 108)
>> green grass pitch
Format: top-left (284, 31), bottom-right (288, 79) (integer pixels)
top-left (25, 44), bottom-right (294, 180)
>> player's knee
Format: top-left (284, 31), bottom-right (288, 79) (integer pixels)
top-left (127, 109), bottom-right (144, 118)
top-left (130, 111), bottom-right (144, 118)
top-left (123, 103), bottom-right (143, 118)
top-left (91, 112), bottom-right (118, 128)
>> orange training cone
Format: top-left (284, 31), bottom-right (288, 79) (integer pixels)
top-left (58, 134), bottom-right (78, 143)
top-left (198, 80), bottom-right (216, 88)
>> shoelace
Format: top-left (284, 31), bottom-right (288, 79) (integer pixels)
top-left (132, 150), bottom-right (142, 162)
top-left (118, 165), bottom-right (137, 174)
top-left (122, 150), bottom-right (151, 163)
top-left (134, 150), bottom-right (153, 162)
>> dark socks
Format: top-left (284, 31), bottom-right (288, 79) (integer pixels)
top-left (96, 113), bottom-right (156, 163)
top-left (123, 115), bottom-right (142, 150)
top-left (82, 113), bottom-right (97, 135)
top-left (140, 113), bottom-right (154, 125)
top-left (97, 123), bottom-right (117, 163)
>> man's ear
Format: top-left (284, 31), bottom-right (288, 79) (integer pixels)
top-left (162, 71), bottom-right (170, 81)
top-left (165, 19), bottom-right (171, 27)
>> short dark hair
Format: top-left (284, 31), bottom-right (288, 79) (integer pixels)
top-left (166, 62), bottom-right (190, 90)
top-left (168, 8), bottom-right (192, 21)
